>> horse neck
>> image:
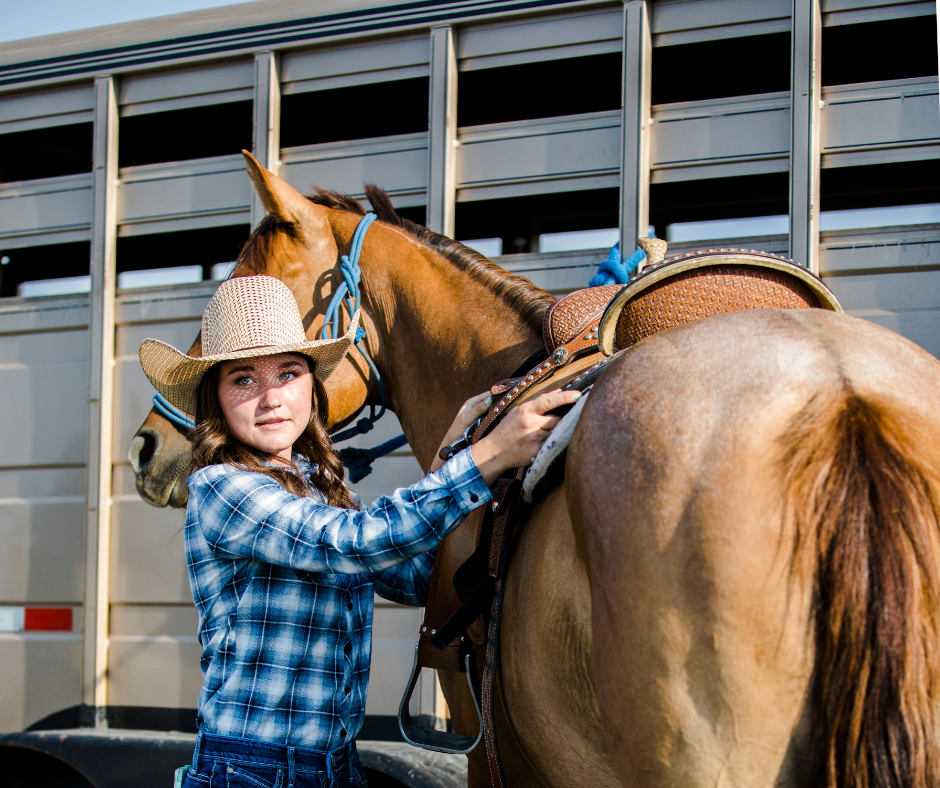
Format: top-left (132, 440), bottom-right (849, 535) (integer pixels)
top-left (357, 219), bottom-right (546, 471)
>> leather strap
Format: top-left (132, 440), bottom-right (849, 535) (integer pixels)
top-left (481, 477), bottom-right (524, 788)
top-left (404, 307), bottom-right (608, 780)
top-left (472, 317), bottom-right (601, 442)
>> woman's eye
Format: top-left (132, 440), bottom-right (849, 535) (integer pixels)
top-left (235, 376), bottom-right (253, 386)
top-left (281, 371), bottom-right (297, 381)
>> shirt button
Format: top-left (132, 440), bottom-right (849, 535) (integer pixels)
top-left (470, 494), bottom-right (478, 503)
top-left (340, 729), bottom-right (347, 739)
top-left (344, 685), bottom-right (350, 694)
top-left (344, 643), bottom-right (352, 655)
top-left (347, 602), bottom-right (353, 611)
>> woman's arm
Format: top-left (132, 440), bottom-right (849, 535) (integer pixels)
top-left (372, 549), bottom-right (437, 606)
top-left (191, 388), bottom-right (580, 574)
top-left (191, 449), bottom-right (488, 574)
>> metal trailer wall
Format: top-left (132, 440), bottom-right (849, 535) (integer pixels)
top-left (0, 0), bottom-right (937, 736)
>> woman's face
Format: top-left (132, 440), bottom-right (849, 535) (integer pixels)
top-left (217, 353), bottom-right (313, 461)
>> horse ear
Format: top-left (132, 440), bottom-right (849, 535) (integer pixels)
top-left (242, 150), bottom-right (312, 224)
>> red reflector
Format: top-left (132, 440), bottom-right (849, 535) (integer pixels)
top-left (24, 608), bottom-right (72, 632)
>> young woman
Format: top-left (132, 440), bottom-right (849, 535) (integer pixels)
top-left (139, 275), bottom-right (579, 788)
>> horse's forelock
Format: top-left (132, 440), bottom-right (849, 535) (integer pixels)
top-left (306, 188), bottom-right (367, 216)
top-left (236, 215), bottom-right (299, 275)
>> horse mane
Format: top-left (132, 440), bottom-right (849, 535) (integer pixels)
top-left (237, 185), bottom-right (556, 333)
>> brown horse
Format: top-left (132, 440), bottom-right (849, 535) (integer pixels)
top-left (129, 153), bottom-right (940, 788)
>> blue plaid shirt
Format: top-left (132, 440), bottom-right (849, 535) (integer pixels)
top-left (184, 448), bottom-right (490, 749)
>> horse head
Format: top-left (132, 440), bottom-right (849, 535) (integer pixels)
top-left (129, 152), bottom-right (378, 507)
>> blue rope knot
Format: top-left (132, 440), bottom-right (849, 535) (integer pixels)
top-left (588, 241), bottom-right (650, 287)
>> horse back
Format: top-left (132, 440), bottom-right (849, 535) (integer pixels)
top-left (566, 308), bottom-right (940, 788)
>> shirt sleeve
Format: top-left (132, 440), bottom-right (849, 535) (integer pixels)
top-left (372, 547), bottom-right (438, 606)
top-left (188, 449), bottom-right (490, 575)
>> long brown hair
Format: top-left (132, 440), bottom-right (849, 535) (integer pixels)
top-left (190, 360), bottom-right (356, 509)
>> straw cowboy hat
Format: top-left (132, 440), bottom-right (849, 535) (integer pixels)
top-left (139, 275), bottom-right (359, 417)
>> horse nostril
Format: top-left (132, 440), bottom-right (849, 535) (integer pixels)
top-left (128, 432), bottom-right (157, 474)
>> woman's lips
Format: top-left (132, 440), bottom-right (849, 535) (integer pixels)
top-left (256, 419), bottom-right (288, 429)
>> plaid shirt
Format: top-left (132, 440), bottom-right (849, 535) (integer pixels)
top-left (184, 448), bottom-right (490, 749)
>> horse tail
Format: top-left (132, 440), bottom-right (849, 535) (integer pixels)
top-left (782, 391), bottom-right (940, 788)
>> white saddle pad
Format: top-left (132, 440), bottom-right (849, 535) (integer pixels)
top-left (522, 391), bottom-right (589, 503)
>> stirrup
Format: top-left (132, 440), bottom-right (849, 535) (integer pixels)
top-left (398, 645), bottom-right (483, 754)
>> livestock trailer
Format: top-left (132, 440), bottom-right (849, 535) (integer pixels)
top-left (0, 0), bottom-right (937, 784)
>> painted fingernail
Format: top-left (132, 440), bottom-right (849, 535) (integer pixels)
top-left (572, 391), bottom-right (582, 400)
top-left (485, 397), bottom-right (493, 406)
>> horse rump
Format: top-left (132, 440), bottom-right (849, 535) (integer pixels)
top-left (782, 391), bottom-right (940, 788)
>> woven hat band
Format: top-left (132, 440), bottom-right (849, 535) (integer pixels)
top-left (202, 276), bottom-right (307, 356)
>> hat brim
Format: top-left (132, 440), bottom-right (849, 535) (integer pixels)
top-left (139, 310), bottom-right (361, 418)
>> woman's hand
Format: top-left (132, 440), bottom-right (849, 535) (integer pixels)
top-left (429, 391), bottom-right (493, 473)
top-left (470, 389), bottom-right (581, 487)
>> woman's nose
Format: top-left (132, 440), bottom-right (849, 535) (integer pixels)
top-left (259, 385), bottom-right (281, 408)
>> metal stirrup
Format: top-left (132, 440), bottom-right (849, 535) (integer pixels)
top-left (398, 646), bottom-right (484, 755)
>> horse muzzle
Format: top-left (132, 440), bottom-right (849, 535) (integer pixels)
top-left (128, 427), bottom-right (191, 508)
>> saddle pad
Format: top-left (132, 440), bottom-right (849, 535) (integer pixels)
top-left (542, 285), bottom-right (622, 352)
top-left (522, 391), bottom-right (589, 504)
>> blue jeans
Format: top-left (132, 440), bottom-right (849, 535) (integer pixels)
top-left (182, 732), bottom-right (368, 788)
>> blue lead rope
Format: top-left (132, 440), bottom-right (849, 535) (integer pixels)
top-left (319, 212), bottom-right (406, 482)
top-left (588, 241), bottom-right (648, 287)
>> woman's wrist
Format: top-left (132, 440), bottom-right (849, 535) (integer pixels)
top-left (469, 439), bottom-right (503, 488)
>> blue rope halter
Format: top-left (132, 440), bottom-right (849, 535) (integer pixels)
top-left (317, 212), bottom-right (406, 481)
top-left (153, 392), bottom-right (195, 430)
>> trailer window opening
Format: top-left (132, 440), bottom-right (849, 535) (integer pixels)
top-left (650, 172), bottom-right (789, 244)
top-left (0, 241), bottom-right (90, 299)
top-left (119, 101), bottom-right (253, 168)
top-left (116, 224), bottom-right (251, 285)
top-left (280, 77), bottom-right (429, 148)
top-left (823, 16), bottom-right (939, 87)
top-left (0, 123), bottom-right (93, 184)
top-left (651, 33), bottom-right (790, 106)
top-left (457, 52), bottom-right (621, 128)
top-left (455, 188), bottom-right (619, 256)
top-left (822, 160), bottom-right (940, 213)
